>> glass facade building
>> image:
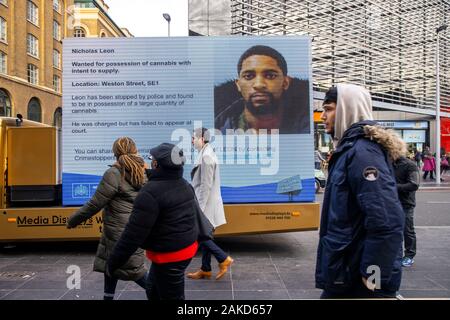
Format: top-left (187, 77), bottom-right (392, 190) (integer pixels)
top-left (189, 0), bottom-right (450, 153)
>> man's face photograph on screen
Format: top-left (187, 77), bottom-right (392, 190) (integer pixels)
top-left (235, 55), bottom-right (290, 116)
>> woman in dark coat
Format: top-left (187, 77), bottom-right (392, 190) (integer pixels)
top-left (67, 137), bottom-right (148, 300)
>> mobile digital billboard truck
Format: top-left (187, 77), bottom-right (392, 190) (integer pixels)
top-left (0, 36), bottom-right (319, 242)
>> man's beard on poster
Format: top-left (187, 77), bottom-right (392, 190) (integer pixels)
top-left (246, 92), bottom-right (282, 116)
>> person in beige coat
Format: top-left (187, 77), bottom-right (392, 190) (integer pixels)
top-left (66, 137), bottom-right (148, 300)
top-left (187, 128), bottom-right (234, 280)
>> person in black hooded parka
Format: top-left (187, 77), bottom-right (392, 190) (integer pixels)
top-left (107, 143), bottom-right (199, 300)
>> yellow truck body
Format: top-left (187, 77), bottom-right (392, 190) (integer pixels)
top-left (0, 117), bottom-right (319, 242)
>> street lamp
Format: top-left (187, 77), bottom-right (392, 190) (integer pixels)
top-left (163, 13), bottom-right (171, 37)
top-left (436, 24), bottom-right (447, 185)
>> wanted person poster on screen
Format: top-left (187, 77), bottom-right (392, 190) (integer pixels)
top-left (62, 37), bottom-right (313, 205)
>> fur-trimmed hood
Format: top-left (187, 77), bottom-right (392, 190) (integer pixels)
top-left (338, 120), bottom-right (407, 161)
top-left (363, 124), bottom-right (407, 161)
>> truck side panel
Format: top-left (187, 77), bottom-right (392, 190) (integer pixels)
top-left (0, 203), bottom-right (320, 242)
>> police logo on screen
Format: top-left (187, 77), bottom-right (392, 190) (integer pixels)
top-left (363, 167), bottom-right (379, 181)
top-left (73, 184), bottom-right (89, 197)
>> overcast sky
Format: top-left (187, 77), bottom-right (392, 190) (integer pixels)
top-left (106, 0), bottom-right (188, 37)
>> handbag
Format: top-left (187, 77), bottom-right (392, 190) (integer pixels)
top-left (189, 185), bottom-right (214, 242)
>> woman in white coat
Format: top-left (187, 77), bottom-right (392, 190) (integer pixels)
top-left (187, 128), bottom-right (234, 280)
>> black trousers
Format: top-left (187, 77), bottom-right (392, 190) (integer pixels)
top-left (403, 206), bottom-right (417, 259)
top-left (146, 259), bottom-right (192, 300)
top-left (423, 170), bottom-right (434, 180)
top-left (104, 273), bottom-right (147, 299)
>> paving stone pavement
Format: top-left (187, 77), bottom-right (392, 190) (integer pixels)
top-left (0, 227), bottom-right (449, 300)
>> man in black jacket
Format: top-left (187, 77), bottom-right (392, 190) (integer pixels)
top-left (393, 156), bottom-right (419, 268)
top-left (107, 143), bottom-right (199, 300)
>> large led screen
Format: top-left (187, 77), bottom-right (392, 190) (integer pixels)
top-left (62, 37), bottom-right (314, 205)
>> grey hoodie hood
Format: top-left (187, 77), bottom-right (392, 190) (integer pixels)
top-left (334, 84), bottom-right (373, 145)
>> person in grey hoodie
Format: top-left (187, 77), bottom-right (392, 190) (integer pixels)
top-left (67, 137), bottom-right (148, 300)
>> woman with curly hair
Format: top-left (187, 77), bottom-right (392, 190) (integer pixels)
top-left (67, 137), bottom-right (148, 300)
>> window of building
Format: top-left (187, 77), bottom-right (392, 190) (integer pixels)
top-left (0, 51), bottom-right (6, 74)
top-left (74, 2), bottom-right (95, 8)
top-left (53, 107), bottom-right (62, 128)
top-left (0, 89), bottom-right (11, 117)
top-left (74, 27), bottom-right (86, 38)
top-left (27, 34), bottom-right (38, 57)
top-left (0, 17), bottom-right (6, 42)
top-left (53, 20), bottom-right (60, 40)
top-left (100, 31), bottom-right (107, 38)
top-left (53, 0), bottom-right (60, 13)
top-left (53, 75), bottom-right (60, 92)
top-left (53, 49), bottom-right (60, 68)
top-left (27, 1), bottom-right (39, 26)
top-left (27, 98), bottom-right (41, 122)
top-left (27, 64), bottom-right (38, 84)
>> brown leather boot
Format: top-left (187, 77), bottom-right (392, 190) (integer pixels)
top-left (187, 269), bottom-right (212, 279)
top-left (216, 256), bottom-right (234, 280)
